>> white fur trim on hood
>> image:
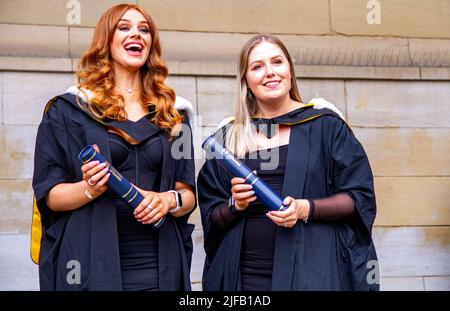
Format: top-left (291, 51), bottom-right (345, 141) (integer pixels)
top-left (173, 96), bottom-right (195, 123)
top-left (66, 85), bottom-right (93, 103)
top-left (65, 85), bottom-right (195, 122)
top-left (309, 97), bottom-right (344, 120)
top-left (214, 98), bottom-right (345, 132)
top-left (215, 116), bottom-right (235, 132)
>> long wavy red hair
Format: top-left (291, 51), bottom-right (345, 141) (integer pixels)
top-left (76, 4), bottom-right (182, 135)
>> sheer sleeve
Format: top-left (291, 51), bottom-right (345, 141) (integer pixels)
top-left (308, 193), bottom-right (355, 221)
top-left (210, 200), bottom-right (244, 229)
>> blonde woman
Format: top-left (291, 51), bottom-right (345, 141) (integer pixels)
top-left (32, 4), bottom-right (195, 290)
top-left (197, 34), bottom-right (379, 291)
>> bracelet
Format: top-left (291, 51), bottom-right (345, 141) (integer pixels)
top-left (302, 199), bottom-right (309, 223)
top-left (228, 197), bottom-right (244, 215)
top-left (82, 181), bottom-right (93, 200)
top-left (170, 205), bottom-right (182, 214)
top-left (305, 199), bottom-right (315, 223)
top-left (167, 190), bottom-right (182, 214)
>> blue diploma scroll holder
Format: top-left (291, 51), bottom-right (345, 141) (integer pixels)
top-left (202, 136), bottom-right (288, 212)
top-left (78, 145), bottom-right (164, 228)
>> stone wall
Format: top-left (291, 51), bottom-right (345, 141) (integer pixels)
top-left (0, 0), bottom-right (449, 291)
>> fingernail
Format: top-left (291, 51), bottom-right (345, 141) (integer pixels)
top-left (250, 191), bottom-right (255, 195)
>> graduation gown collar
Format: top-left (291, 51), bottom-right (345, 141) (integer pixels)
top-left (56, 92), bottom-right (162, 144)
top-left (252, 99), bottom-right (345, 126)
top-left (251, 104), bottom-right (317, 138)
top-left (251, 104), bottom-right (343, 138)
top-left (215, 98), bottom-right (345, 138)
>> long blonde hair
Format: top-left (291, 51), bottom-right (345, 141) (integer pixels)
top-left (76, 4), bottom-right (182, 136)
top-left (225, 34), bottom-right (302, 157)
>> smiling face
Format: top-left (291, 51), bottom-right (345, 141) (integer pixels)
top-left (110, 9), bottom-right (152, 73)
top-left (245, 41), bottom-right (292, 105)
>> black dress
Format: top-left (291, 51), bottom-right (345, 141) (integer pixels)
top-left (109, 130), bottom-right (163, 291)
top-left (240, 144), bottom-right (288, 291)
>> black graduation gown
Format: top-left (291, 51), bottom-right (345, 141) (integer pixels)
top-left (32, 93), bottom-right (196, 290)
top-left (197, 106), bottom-right (379, 291)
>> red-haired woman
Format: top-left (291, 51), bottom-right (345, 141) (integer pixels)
top-left (32, 4), bottom-right (196, 290)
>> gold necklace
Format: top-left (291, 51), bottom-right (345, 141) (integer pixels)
top-left (116, 86), bottom-right (138, 94)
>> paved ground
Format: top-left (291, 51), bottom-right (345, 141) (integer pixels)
top-left (0, 232), bottom-right (205, 291)
top-left (0, 234), bottom-right (39, 290)
top-left (3, 233), bottom-right (448, 291)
